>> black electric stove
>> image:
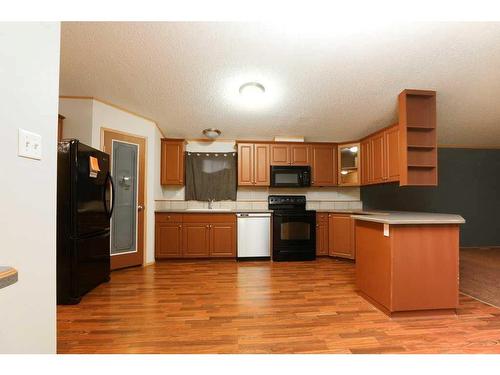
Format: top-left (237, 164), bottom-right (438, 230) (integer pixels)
top-left (268, 195), bottom-right (316, 261)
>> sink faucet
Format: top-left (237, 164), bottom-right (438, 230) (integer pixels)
top-left (208, 199), bottom-right (215, 209)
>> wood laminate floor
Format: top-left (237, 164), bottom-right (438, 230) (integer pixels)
top-left (57, 258), bottom-right (500, 354)
top-left (460, 248), bottom-right (500, 308)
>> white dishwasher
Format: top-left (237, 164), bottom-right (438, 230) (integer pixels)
top-left (236, 212), bottom-right (272, 259)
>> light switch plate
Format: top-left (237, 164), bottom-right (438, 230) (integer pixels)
top-left (18, 128), bottom-right (42, 160)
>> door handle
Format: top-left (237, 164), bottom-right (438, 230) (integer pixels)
top-left (104, 172), bottom-right (115, 219)
top-left (138, 205), bottom-right (144, 211)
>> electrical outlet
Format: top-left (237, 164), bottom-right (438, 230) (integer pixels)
top-left (18, 128), bottom-right (42, 160)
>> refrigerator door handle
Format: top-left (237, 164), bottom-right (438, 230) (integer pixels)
top-left (108, 173), bottom-right (116, 219)
top-left (104, 172), bottom-right (116, 219)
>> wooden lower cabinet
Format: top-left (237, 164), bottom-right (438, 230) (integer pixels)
top-left (329, 214), bottom-right (355, 259)
top-left (210, 223), bottom-right (236, 257)
top-left (316, 213), bottom-right (329, 256)
top-left (155, 222), bottom-right (183, 258)
top-left (155, 213), bottom-right (236, 259)
top-left (315, 213), bottom-right (356, 260)
top-left (182, 223), bottom-right (210, 257)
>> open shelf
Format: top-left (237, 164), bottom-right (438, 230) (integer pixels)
top-left (407, 147), bottom-right (436, 166)
top-left (407, 144), bottom-right (435, 149)
top-left (407, 125), bottom-right (435, 130)
top-left (407, 166), bottom-right (437, 185)
top-left (408, 164), bottom-right (436, 168)
top-left (399, 89), bottom-right (437, 186)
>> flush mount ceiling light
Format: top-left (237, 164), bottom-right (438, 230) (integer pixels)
top-left (223, 75), bottom-right (280, 110)
top-left (202, 128), bottom-right (221, 139)
top-left (349, 146), bottom-right (359, 153)
top-left (239, 82), bottom-right (266, 96)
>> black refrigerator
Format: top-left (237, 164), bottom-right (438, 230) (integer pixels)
top-left (57, 139), bottom-right (114, 305)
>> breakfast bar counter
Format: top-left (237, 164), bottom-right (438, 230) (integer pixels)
top-left (353, 212), bottom-right (465, 317)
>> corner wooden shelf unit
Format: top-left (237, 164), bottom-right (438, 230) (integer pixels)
top-left (398, 89), bottom-right (437, 186)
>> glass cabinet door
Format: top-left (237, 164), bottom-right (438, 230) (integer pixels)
top-left (338, 143), bottom-right (360, 185)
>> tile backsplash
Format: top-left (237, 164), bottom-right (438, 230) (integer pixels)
top-left (156, 186), bottom-right (362, 211)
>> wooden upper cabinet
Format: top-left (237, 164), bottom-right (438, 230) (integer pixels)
top-left (254, 144), bottom-right (270, 186)
top-left (385, 125), bottom-right (400, 181)
top-left (161, 139), bottom-right (185, 185)
top-left (270, 144), bottom-right (311, 166)
top-left (290, 144), bottom-right (310, 165)
top-left (360, 139), bottom-right (371, 185)
top-left (311, 144), bottom-right (337, 186)
top-left (328, 214), bottom-right (355, 259)
top-left (270, 144), bottom-right (290, 165)
top-left (370, 132), bottom-right (385, 184)
top-left (360, 125), bottom-right (400, 186)
top-left (338, 143), bottom-right (360, 186)
top-left (237, 143), bottom-right (254, 186)
top-left (237, 143), bottom-right (270, 186)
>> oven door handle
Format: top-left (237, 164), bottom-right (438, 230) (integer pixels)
top-left (273, 212), bottom-right (315, 217)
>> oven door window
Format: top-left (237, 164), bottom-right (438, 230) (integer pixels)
top-left (280, 221), bottom-right (310, 240)
top-left (274, 172), bottom-right (300, 186)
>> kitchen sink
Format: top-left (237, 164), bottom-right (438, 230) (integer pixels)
top-left (184, 208), bottom-right (233, 212)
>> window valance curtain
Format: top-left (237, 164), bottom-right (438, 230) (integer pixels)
top-left (185, 152), bottom-right (237, 201)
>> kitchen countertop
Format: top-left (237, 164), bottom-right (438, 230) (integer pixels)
top-left (155, 208), bottom-right (465, 224)
top-left (0, 266), bottom-right (18, 290)
top-left (314, 209), bottom-right (374, 214)
top-left (155, 208), bottom-right (273, 213)
top-left (351, 211), bottom-right (465, 225)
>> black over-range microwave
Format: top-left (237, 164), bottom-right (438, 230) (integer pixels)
top-left (270, 165), bottom-right (311, 188)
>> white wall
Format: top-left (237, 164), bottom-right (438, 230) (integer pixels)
top-left (58, 98), bottom-right (93, 144)
top-left (0, 23), bottom-right (60, 353)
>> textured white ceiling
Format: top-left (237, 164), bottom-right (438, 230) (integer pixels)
top-left (60, 22), bottom-right (500, 145)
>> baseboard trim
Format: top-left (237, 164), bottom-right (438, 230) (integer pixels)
top-left (459, 291), bottom-right (500, 309)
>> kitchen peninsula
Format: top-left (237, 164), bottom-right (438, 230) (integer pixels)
top-left (353, 212), bottom-right (465, 317)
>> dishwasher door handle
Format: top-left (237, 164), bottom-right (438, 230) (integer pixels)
top-left (237, 213), bottom-right (272, 218)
